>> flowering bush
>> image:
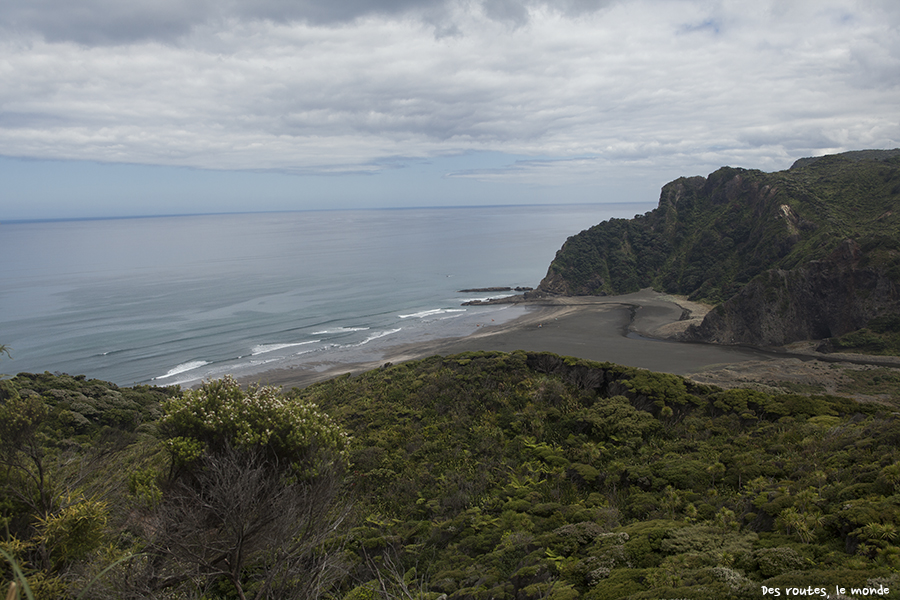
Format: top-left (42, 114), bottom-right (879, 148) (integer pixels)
top-left (160, 375), bottom-right (349, 478)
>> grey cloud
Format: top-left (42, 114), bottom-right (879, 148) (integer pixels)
top-left (229, 0), bottom-right (444, 26)
top-left (0, 0), bottom-right (213, 44)
top-left (0, 0), bottom-right (617, 45)
top-left (0, 0), bottom-right (896, 181)
top-left (1, 0), bottom-right (446, 44)
top-left (481, 0), bottom-right (531, 27)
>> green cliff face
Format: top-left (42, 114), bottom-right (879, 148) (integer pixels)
top-left (537, 150), bottom-right (900, 347)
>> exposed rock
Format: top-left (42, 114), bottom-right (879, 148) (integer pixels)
top-left (461, 295), bottom-right (525, 306)
top-left (531, 149), bottom-right (900, 352)
top-left (683, 239), bottom-right (900, 347)
top-left (458, 286), bottom-right (534, 293)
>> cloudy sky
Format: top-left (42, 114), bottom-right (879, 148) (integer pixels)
top-left (1, 0), bottom-right (898, 219)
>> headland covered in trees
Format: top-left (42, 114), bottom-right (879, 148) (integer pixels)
top-left (2, 150), bottom-right (900, 599)
top-left (532, 149), bottom-right (900, 351)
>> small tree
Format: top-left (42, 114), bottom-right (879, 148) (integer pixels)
top-left (0, 344), bottom-right (10, 378)
top-left (0, 375), bottom-right (116, 597)
top-left (121, 376), bottom-right (350, 600)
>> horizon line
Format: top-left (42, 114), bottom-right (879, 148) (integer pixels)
top-left (1, 200), bottom-right (655, 225)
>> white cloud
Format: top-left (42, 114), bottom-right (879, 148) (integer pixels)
top-left (0, 0), bottom-right (897, 183)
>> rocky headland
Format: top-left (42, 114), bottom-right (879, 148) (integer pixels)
top-left (528, 149), bottom-right (900, 355)
top-left (682, 238), bottom-right (899, 346)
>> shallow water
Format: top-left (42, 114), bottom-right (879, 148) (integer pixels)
top-left (1, 203), bottom-right (655, 386)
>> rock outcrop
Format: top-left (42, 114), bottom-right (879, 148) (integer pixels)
top-left (533, 149), bottom-right (900, 348)
top-left (683, 240), bottom-right (900, 346)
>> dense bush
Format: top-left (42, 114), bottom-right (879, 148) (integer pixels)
top-left (2, 353), bottom-right (898, 599)
top-left (289, 351), bottom-right (899, 599)
top-left (159, 374), bottom-right (349, 478)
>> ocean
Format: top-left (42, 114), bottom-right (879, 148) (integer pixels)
top-left (1, 203), bottom-right (655, 387)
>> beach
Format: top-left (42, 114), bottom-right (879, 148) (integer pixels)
top-left (245, 289), bottom-right (775, 389)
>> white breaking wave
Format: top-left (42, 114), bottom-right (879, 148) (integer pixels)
top-left (311, 326), bottom-right (370, 335)
top-left (351, 328), bottom-right (402, 346)
top-left (251, 341), bottom-right (320, 355)
top-left (455, 293), bottom-right (517, 303)
top-left (398, 308), bottom-right (466, 319)
top-left (154, 360), bottom-right (210, 380)
top-left (438, 312), bottom-right (466, 320)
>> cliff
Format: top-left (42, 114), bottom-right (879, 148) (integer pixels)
top-left (684, 239), bottom-right (899, 346)
top-left (536, 150), bottom-right (900, 348)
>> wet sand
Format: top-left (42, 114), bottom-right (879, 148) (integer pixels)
top-left (244, 289), bottom-right (775, 390)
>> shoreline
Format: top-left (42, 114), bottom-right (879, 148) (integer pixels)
top-left (240, 288), bottom-right (900, 401)
top-left (240, 289), bottom-right (765, 390)
top-left (241, 301), bottom-right (571, 389)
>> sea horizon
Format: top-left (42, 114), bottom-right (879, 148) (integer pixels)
top-left (1, 202), bottom-right (656, 387)
top-left (1, 201), bottom-right (633, 225)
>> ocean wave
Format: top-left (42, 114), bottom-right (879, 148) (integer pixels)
top-left (398, 308), bottom-right (466, 319)
top-left (251, 341), bottom-right (320, 355)
top-left (245, 357), bottom-right (282, 366)
top-left (350, 328), bottom-right (402, 347)
top-left (311, 327), bottom-right (370, 335)
top-left (455, 293), bottom-right (518, 303)
top-left (154, 360), bottom-right (210, 380)
top-left (95, 348), bottom-right (129, 357)
top-left (438, 312), bottom-right (466, 320)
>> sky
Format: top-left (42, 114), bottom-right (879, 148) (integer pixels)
top-left (1, 0), bottom-right (898, 219)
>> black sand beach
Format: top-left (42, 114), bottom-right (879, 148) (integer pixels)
top-left (246, 289), bottom-right (774, 389)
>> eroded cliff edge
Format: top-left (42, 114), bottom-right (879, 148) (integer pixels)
top-left (683, 238), bottom-right (899, 346)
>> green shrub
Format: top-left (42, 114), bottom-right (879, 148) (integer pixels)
top-left (160, 375), bottom-right (349, 479)
top-left (750, 547), bottom-right (808, 578)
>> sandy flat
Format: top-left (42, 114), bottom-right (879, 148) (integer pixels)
top-left (244, 289), bottom-right (772, 390)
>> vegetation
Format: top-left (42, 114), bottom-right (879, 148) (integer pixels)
top-left (540, 151), bottom-right (900, 304)
top-left (0, 345), bottom-right (11, 379)
top-left (298, 351), bottom-right (900, 599)
top-left (3, 353), bottom-right (898, 599)
top-left (838, 368), bottom-right (900, 399)
top-left (134, 376), bottom-right (351, 599)
top-left (0, 373), bottom-right (348, 599)
top-left (0, 371), bottom-right (177, 598)
top-left (829, 315), bottom-right (900, 355)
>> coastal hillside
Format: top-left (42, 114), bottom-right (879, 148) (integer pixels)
top-left (3, 355), bottom-right (899, 599)
top-left (535, 150), bottom-right (900, 348)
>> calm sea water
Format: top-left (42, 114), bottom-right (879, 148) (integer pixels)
top-left (1, 204), bottom-right (654, 386)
